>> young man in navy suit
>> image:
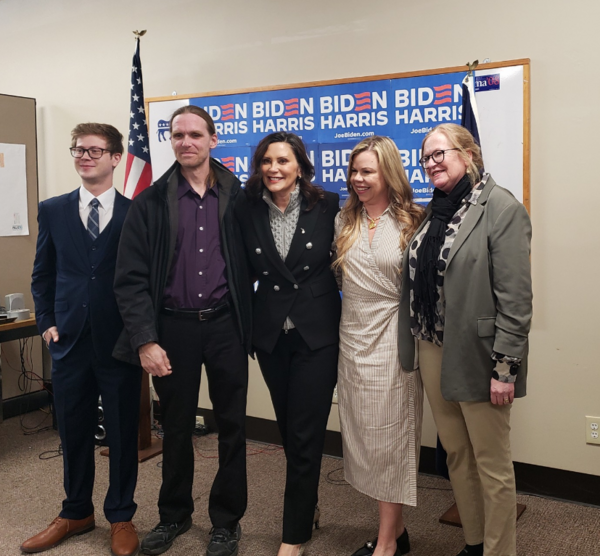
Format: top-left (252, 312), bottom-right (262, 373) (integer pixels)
top-left (25, 123), bottom-right (141, 556)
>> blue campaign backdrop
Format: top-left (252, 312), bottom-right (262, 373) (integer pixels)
top-left (195, 74), bottom-right (465, 205)
top-left (190, 94), bottom-right (252, 146)
top-left (147, 63), bottom-right (527, 208)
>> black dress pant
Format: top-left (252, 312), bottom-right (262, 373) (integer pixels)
top-left (256, 329), bottom-right (338, 544)
top-left (52, 330), bottom-right (141, 523)
top-left (153, 310), bottom-right (248, 529)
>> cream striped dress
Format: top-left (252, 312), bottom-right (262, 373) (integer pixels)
top-left (335, 210), bottom-right (424, 504)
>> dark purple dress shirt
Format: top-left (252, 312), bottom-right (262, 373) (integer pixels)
top-left (163, 174), bottom-right (229, 310)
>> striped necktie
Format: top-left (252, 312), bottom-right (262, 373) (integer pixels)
top-left (87, 198), bottom-right (100, 239)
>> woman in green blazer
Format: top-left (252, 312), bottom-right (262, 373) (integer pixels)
top-left (398, 124), bottom-right (532, 556)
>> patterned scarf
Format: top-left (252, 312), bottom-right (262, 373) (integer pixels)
top-left (413, 174), bottom-right (472, 338)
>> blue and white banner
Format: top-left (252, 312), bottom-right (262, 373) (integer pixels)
top-left (318, 143), bottom-right (354, 203)
top-left (148, 65), bottom-right (524, 206)
top-left (249, 87), bottom-right (319, 145)
top-left (191, 94), bottom-right (251, 146)
top-left (212, 146), bottom-right (252, 184)
top-left (390, 73), bottom-right (465, 203)
top-left (315, 80), bottom-right (391, 144)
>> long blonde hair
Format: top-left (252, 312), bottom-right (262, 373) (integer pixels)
top-left (333, 136), bottom-right (423, 272)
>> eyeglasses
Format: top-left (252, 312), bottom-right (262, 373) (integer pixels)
top-left (419, 148), bottom-right (460, 167)
top-left (69, 147), bottom-right (112, 159)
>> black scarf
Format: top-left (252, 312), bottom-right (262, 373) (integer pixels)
top-left (413, 174), bottom-right (473, 339)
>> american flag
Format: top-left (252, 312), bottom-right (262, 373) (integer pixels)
top-left (461, 71), bottom-right (482, 150)
top-left (123, 37), bottom-right (152, 199)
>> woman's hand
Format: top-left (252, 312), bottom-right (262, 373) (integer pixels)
top-left (490, 378), bottom-right (514, 405)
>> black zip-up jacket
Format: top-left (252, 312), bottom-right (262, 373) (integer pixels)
top-left (112, 159), bottom-right (253, 365)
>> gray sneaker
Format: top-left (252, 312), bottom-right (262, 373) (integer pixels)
top-left (206, 523), bottom-right (241, 556)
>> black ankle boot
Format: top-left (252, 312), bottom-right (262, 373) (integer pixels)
top-left (456, 543), bottom-right (484, 556)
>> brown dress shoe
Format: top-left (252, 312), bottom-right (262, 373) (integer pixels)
top-left (20, 515), bottom-right (95, 553)
top-left (111, 521), bottom-right (139, 556)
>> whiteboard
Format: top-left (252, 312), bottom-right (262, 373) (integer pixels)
top-left (475, 65), bottom-right (525, 203)
top-left (0, 143), bottom-right (29, 236)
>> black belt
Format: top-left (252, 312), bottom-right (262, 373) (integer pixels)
top-left (161, 302), bottom-right (230, 321)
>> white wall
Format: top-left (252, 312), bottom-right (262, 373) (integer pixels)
top-left (2, 0), bottom-right (599, 476)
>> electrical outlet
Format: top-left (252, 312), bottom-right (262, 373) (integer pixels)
top-left (196, 415), bottom-right (205, 427)
top-left (332, 386), bottom-right (338, 405)
top-left (585, 416), bottom-right (600, 445)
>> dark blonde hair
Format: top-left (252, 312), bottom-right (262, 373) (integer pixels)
top-left (71, 123), bottom-right (123, 155)
top-left (421, 123), bottom-right (484, 186)
top-left (333, 136), bottom-right (423, 272)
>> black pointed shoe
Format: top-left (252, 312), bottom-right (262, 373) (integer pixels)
top-left (350, 528), bottom-right (410, 556)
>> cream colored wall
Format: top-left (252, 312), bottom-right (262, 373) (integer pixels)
top-left (2, 0), bottom-right (599, 476)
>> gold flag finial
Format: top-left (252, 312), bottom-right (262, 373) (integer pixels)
top-left (133, 30), bottom-right (147, 38)
top-left (466, 60), bottom-right (479, 76)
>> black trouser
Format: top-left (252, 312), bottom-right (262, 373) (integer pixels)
top-left (52, 330), bottom-right (141, 523)
top-left (153, 310), bottom-right (248, 529)
top-left (256, 329), bottom-right (338, 544)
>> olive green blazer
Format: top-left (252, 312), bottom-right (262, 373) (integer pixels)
top-left (398, 175), bottom-right (532, 402)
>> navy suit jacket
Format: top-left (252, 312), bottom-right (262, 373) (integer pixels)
top-left (31, 188), bottom-right (131, 365)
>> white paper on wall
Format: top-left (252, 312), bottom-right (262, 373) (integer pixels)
top-left (0, 143), bottom-right (29, 236)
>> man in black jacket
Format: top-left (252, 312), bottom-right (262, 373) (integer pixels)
top-left (113, 106), bottom-right (252, 556)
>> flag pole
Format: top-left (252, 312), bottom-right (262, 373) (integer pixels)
top-left (460, 60), bottom-right (483, 156)
top-left (125, 29), bottom-right (162, 462)
top-left (101, 30), bottom-right (162, 463)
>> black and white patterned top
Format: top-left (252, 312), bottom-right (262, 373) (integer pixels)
top-left (262, 186), bottom-right (301, 330)
top-left (408, 175), bottom-right (520, 383)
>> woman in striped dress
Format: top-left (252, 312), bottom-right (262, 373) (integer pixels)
top-left (333, 136), bottom-right (424, 556)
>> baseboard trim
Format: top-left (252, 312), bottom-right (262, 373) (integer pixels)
top-left (3, 390), bottom-right (50, 420)
top-left (512, 460), bottom-right (600, 507)
top-left (417, 446), bottom-right (600, 507)
top-left (165, 405), bottom-right (600, 507)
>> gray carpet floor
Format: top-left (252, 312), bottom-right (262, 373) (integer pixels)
top-left (1, 413), bottom-right (599, 556)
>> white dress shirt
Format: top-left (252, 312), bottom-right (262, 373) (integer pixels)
top-left (78, 185), bottom-right (116, 234)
